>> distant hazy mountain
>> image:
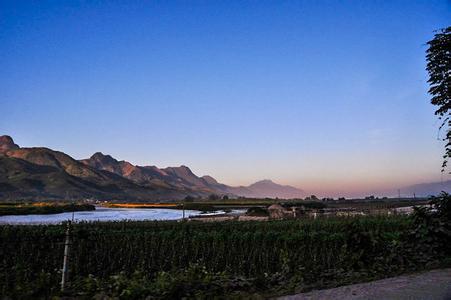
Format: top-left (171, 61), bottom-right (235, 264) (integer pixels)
top-left (400, 180), bottom-right (451, 197)
top-left (227, 180), bottom-right (305, 199)
top-left (0, 135), bottom-right (305, 201)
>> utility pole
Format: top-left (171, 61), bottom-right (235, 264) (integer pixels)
top-left (71, 199), bottom-right (75, 223)
top-left (66, 191), bottom-right (75, 222)
top-left (61, 221), bottom-right (72, 292)
top-left (182, 202), bottom-right (185, 220)
top-left (398, 189), bottom-right (401, 199)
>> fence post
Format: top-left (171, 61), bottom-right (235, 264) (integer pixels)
top-left (61, 220), bottom-right (71, 292)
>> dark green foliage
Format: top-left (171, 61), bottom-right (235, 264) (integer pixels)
top-left (426, 26), bottom-right (451, 170)
top-left (282, 201), bottom-right (326, 209)
top-left (0, 203), bottom-right (95, 216)
top-left (410, 192), bottom-right (451, 257)
top-left (184, 195), bottom-right (195, 202)
top-left (208, 194), bottom-right (220, 200)
top-left (246, 207), bottom-right (269, 216)
top-left (72, 265), bottom-right (260, 299)
top-left (0, 214), bottom-right (449, 298)
top-left (180, 203), bottom-right (216, 212)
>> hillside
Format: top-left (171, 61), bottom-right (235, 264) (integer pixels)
top-left (0, 138), bottom-right (194, 201)
top-left (0, 135), bottom-right (306, 200)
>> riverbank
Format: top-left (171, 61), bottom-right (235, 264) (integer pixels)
top-left (0, 207), bottom-right (224, 224)
top-left (104, 199), bottom-right (281, 211)
top-left (0, 202), bottom-right (95, 216)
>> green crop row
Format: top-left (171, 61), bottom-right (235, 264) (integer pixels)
top-left (0, 207), bottom-right (449, 298)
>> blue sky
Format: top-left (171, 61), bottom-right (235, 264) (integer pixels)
top-left (1, 1), bottom-right (450, 197)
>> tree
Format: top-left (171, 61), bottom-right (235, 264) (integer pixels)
top-left (426, 26), bottom-right (451, 170)
top-left (208, 194), bottom-right (220, 201)
top-left (184, 195), bottom-right (194, 202)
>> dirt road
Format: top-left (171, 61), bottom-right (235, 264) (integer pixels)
top-left (279, 268), bottom-right (451, 300)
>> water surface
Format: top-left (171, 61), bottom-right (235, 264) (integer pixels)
top-left (0, 207), bottom-right (228, 225)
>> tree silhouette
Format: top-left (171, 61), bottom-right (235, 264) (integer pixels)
top-left (427, 26), bottom-right (451, 170)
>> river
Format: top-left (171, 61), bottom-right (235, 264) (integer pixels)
top-left (0, 207), bottom-right (236, 225)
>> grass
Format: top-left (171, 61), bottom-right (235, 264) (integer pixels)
top-left (0, 202), bottom-right (95, 216)
top-left (107, 203), bottom-right (178, 208)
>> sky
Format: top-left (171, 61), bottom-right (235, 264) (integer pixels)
top-left (1, 1), bottom-right (450, 197)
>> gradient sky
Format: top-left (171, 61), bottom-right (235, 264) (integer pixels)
top-left (1, 1), bottom-right (450, 197)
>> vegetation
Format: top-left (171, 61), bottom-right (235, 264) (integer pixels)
top-left (282, 201), bottom-right (326, 209)
top-left (106, 203), bottom-right (178, 209)
top-left (245, 206), bottom-right (269, 216)
top-left (0, 202), bottom-right (95, 216)
top-left (426, 26), bottom-right (451, 170)
top-left (326, 199), bottom-right (430, 210)
top-left (105, 198), bottom-right (324, 212)
top-left (410, 192), bottom-right (451, 256)
top-left (1, 194), bottom-right (450, 298)
top-left (208, 194), bottom-right (220, 200)
top-left (105, 197), bottom-right (425, 215)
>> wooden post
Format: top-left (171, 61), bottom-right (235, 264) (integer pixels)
top-left (182, 202), bottom-right (185, 220)
top-left (61, 221), bottom-right (71, 292)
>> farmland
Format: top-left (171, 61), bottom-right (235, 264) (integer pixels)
top-left (104, 197), bottom-right (427, 212)
top-left (1, 195), bottom-right (450, 299)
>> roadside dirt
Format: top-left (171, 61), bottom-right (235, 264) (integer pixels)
top-left (279, 268), bottom-right (451, 300)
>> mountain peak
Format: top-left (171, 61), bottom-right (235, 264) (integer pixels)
top-left (255, 179), bottom-right (274, 184)
top-left (90, 152), bottom-right (117, 162)
top-left (242, 179), bottom-right (305, 199)
top-left (91, 151), bottom-right (106, 158)
top-left (165, 165), bottom-right (194, 174)
top-left (0, 135), bottom-right (20, 153)
top-left (0, 135), bottom-right (15, 144)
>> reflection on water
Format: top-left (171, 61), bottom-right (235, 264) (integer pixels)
top-left (0, 207), bottom-right (224, 225)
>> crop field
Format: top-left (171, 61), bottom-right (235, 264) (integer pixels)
top-left (1, 208), bottom-right (449, 298)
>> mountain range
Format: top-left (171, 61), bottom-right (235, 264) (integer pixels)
top-left (0, 135), bottom-right (306, 201)
top-left (400, 180), bottom-right (451, 198)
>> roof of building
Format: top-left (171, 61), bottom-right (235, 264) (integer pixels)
top-left (268, 204), bottom-right (286, 211)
